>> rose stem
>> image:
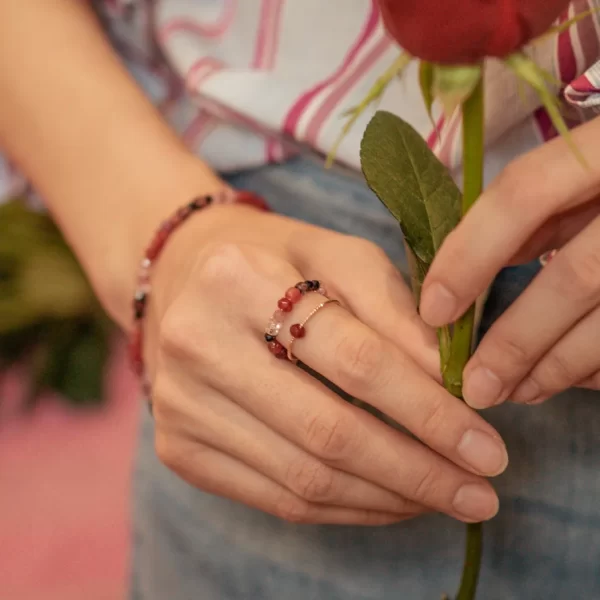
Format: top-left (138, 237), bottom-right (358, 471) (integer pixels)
top-left (443, 74), bottom-right (485, 600)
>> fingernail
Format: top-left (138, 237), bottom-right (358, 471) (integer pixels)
top-left (512, 378), bottom-right (540, 404)
top-left (453, 484), bottom-right (499, 522)
top-left (457, 429), bottom-right (508, 476)
top-left (420, 282), bottom-right (457, 326)
top-left (464, 367), bottom-right (503, 409)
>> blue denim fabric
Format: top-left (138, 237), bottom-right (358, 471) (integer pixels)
top-left (130, 157), bottom-right (600, 600)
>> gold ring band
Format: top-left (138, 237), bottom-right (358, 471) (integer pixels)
top-left (287, 299), bottom-right (341, 363)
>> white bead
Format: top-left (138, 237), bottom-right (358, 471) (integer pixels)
top-left (265, 320), bottom-right (282, 336)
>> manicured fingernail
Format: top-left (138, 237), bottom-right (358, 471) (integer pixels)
top-left (464, 367), bottom-right (503, 409)
top-left (420, 282), bottom-right (457, 326)
top-left (457, 429), bottom-right (508, 476)
top-left (453, 484), bottom-right (499, 522)
top-left (512, 378), bottom-right (540, 404)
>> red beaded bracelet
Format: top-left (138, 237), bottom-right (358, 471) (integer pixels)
top-left (129, 188), bottom-right (269, 397)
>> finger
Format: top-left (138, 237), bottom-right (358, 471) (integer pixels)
top-left (155, 434), bottom-right (407, 526)
top-left (292, 232), bottom-right (440, 379)
top-left (420, 117), bottom-right (600, 327)
top-left (462, 216), bottom-right (600, 409)
top-left (511, 305), bottom-right (600, 403)
top-left (153, 374), bottom-right (426, 516)
top-left (578, 371), bottom-right (600, 391)
top-left (508, 200), bottom-right (600, 265)
top-left (248, 356), bottom-right (499, 521)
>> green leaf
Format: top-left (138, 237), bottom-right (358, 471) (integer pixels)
top-left (418, 61), bottom-right (437, 137)
top-left (504, 52), bottom-right (587, 168)
top-left (325, 52), bottom-right (412, 168)
top-left (360, 110), bottom-right (461, 273)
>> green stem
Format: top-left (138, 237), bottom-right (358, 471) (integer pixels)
top-left (445, 75), bottom-right (485, 600)
top-left (456, 523), bottom-right (483, 600)
top-left (443, 75), bottom-right (485, 399)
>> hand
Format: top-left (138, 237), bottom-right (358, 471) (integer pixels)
top-left (420, 116), bottom-right (600, 409)
top-left (142, 202), bottom-right (508, 526)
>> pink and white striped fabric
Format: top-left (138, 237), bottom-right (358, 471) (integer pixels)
top-left (1, 0), bottom-right (600, 201)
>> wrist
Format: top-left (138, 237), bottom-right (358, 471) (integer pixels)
top-left (91, 152), bottom-right (230, 330)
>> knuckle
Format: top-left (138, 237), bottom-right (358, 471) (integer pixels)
top-left (418, 396), bottom-right (448, 441)
top-left (482, 333), bottom-right (532, 371)
top-left (150, 388), bottom-right (175, 426)
top-left (285, 459), bottom-right (336, 503)
top-left (158, 307), bottom-right (196, 360)
top-left (347, 236), bottom-right (388, 260)
top-left (273, 493), bottom-right (312, 524)
top-left (494, 159), bottom-right (541, 208)
top-left (584, 371), bottom-right (600, 389)
top-left (304, 411), bottom-right (355, 461)
top-left (150, 379), bottom-right (185, 428)
top-left (335, 332), bottom-right (386, 392)
top-left (554, 251), bottom-right (600, 301)
top-left (195, 242), bottom-right (249, 289)
top-left (536, 352), bottom-right (579, 390)
top-left (410, 463), bottom-right (442, 505)
top-left (158, 305), bottom-right (220, 368)
top-left (154, 431), bottom-right (178, 470)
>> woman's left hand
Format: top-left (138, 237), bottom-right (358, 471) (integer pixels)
top-left (419, 116), bottom-right (600, 409)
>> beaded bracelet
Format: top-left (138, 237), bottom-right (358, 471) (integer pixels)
top-left (129, 189), bottom-right (269, 397)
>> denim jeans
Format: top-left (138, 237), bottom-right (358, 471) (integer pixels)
top-left (130, 156), bottom-right (600, 600)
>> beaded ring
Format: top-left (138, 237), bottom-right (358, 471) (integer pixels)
top-left (263, 280), bottom-right (328, 360)
top-left (129, 189), bottom-right (269, 403)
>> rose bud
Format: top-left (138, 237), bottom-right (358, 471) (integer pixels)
top-left (378, 0), bottom-right (572, 64)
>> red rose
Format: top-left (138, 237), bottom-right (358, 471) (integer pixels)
top-left (378, 0), bottom-right (572, 63)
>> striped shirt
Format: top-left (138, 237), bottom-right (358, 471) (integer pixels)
top-left (1, 0), bottom-right (600, 200)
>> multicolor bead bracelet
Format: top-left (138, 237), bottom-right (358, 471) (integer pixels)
top-left (129, 189), bottom-right (269, 396)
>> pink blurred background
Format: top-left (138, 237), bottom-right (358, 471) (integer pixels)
top-left (0, 342), bottom-right (140, 600)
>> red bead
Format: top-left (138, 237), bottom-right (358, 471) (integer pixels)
top-left (128, 328), bottom-right (144, 374)
top-left (277, 298), bottom-right (293, 312)
top-left (146, 230), bottom-right (169, 260)
top-left (268, 340), bottom-right (284, 356)
top-left (235, 190), bottom-right (270, 212)
top-left (285, 287), bottom-right (302, 303)
top-left (176, 205), bottom-right (193, 221)
top-left (290, 324), bottom-right (305, 338)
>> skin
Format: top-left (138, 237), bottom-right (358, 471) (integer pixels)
top-left (420, 117), bottom-right (600, 409)
top-left (0, 0), bottom-right (508, 525)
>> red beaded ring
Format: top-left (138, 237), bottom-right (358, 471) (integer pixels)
top-left (264, 280), bottom-right (327, 360)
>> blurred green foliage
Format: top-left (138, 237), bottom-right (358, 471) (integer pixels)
top-left (0, 200), bottom-right (113, 407)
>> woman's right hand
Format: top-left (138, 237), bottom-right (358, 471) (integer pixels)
top-left (144, 202), bottom-right (508, 526)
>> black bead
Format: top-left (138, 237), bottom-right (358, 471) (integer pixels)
top-left (264, 334), bottom-right (275, 342)
top-left (311, 280), bottom-right (320, 290)
top-left (305, 280), bottom-right (314, 290)
top-left (205, 195), bottom-right (213, 205)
